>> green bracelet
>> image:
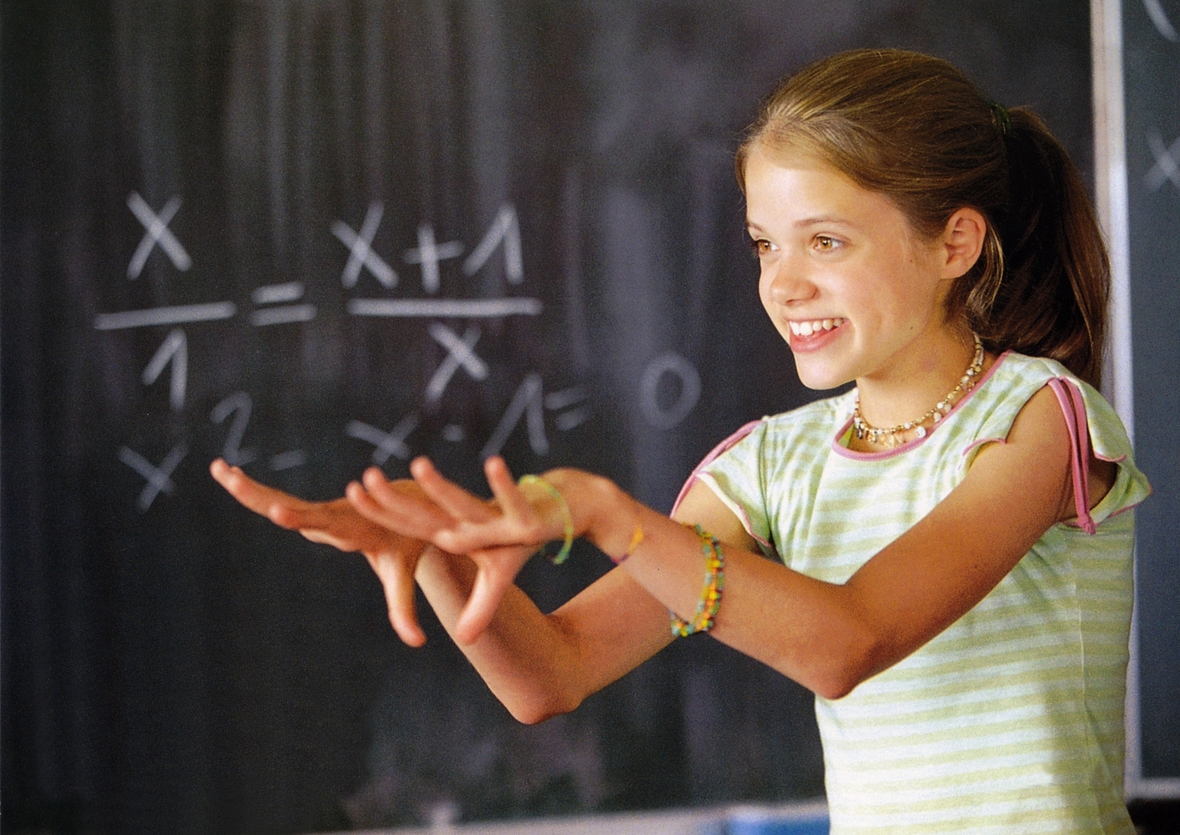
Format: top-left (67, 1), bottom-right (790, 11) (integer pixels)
top-left (517, 474), bottom-right (574, 565)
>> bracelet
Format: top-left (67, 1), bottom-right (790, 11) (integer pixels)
top-left (611, 521), bottom-right (645, 564)
top-left (670, 524), bottom-right (725, 637)
top-left (517, 474), bottom-right (574, 565)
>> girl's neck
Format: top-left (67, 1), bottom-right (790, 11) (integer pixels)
top-left (850, 330), bottom-right (991, 451)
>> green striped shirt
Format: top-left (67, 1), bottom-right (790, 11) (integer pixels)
top-left (697, 352), bottom-right (1151, 833)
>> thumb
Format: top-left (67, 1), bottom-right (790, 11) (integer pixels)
top-left (452, 557), bottom-right (517, 645)
top-left (370, 552), bottom-right (427, 647)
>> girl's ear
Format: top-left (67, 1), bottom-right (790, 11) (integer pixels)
top-left (939, 208), bottom-right (987, 279)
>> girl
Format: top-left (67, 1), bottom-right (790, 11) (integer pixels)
top-left (213, 49), bottom-right (1151, 833)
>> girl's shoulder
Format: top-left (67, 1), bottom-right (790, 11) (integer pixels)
top-left (672, 391), bottom-right (852, 517)
top-left (701, 389), bottom-right (855, 458)
top-left (964, 351), bottom-right (1151, 529)
top-left (967, 352), bottom-right (1135, 463)
top-left (760, 388), bottom-right (858, 439)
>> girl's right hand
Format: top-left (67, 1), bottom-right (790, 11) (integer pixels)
top-left (344, 456), bottom-right (545, 645)
top-left (209, 458), bottom-right (435, 647)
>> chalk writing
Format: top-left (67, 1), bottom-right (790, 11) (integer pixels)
top-left (269, 451), bottom-right (308, 471)
top-left (98, 196), bottom-right (696, 512)
top-left (545, 385), bottom-right (591, 431)
top-left (1143, 0), bottom-right (1180, 41)
top-left (94, 302), bottom-right (236, 331)
top-left (463, 204), bottom-right (523, 284)
top-left (639, 352), bottom-right (701, 430)
top-left (347, 298), bottom-right (542, 318)
top-left (250, 282), bottom-right (316, 326)
top-left (119, 444), bottom-right (188, 512)
top-left (334, 201), bottom-right (398, 289)
top-left (347, 414), bottom-right (420, 466)
top-left (211, 392), bottom-right (258, 467)
top-left (426, 324), bottom-right (488, 403)
top-left (346, 374), bottom-right (590, 465)
top-left (482, 373), bottom-right (548, 458)
top-left (404, 224), bottom-right (464, 294)
top-left (126, 192), bottom-right (192, 278)
top-left (1146, 130), bottom-right (1180, 193)
top-left (142, 329), bottom-right (188, 411)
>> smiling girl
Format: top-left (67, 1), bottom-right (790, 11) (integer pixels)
top-left (214, 49), bottom-right (1151, 832)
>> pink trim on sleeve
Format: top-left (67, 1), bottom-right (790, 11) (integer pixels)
top-left (962, 436), bottom-right (1007, 458)
top-left (671, 420), bottom-right (762, 514)
top-left (1047, 377), bottom-right (1097, 534)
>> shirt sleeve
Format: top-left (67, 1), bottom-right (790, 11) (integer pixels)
top-left (673, 419), bottom-right (777, 556)
top-left (1061, 376), bottom-right (1152, 529)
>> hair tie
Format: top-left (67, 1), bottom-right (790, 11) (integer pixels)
top-left (990, 101), bottom-right (1011, 137)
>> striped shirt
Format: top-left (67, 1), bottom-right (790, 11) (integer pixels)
top-left (693, 352), bottom-right (1151, 833)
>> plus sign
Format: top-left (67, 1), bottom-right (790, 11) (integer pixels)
top-left (403, 223), bottom-right (464, 294)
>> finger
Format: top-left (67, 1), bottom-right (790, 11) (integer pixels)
top-left (431, 518), bottom-right (533, 554)
top-left (289, 499), bottom-right (371, 552)
top-left (453, 561), bottom-right (514, 645)
top-left (369, 552), bottom-right (427, 647)
top-left (452, 544), bottom-right (535, 644)
top-left (409, 457), bottom-right (496, 522)
top-left (347, 477), bottom-right (446, 541)
top-left (483, 456), bottom-right (535, 520)
top-left (361, 469), bottom-right (456, 525)
top-left (210, 458), bottom-right (264, 509)
top-left (210, 459), bottom-right (306, 527)
top-left (262, 493), bottom-right (339, 533)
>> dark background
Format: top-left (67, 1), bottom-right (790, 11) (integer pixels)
top-left (1123, 0), bottom-right (1180, 802)
top-left (2, 2), bottom-right (1173, 834)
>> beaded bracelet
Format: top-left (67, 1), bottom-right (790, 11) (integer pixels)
top-left (670, 524), bottom-right (725, 637)
top-left (517, 474), bottom-right (574, 565)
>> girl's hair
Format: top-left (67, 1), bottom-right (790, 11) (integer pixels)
top-left (736, 49), bottom-right (1109, 387)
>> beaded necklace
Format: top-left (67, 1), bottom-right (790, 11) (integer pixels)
top-left (852, 333), bottom-right (985, 448)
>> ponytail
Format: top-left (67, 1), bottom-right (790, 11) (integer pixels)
top-left (960, 109), bottom-right (1109, 388)
top-left (738, 49), bottom-right (1110, 387)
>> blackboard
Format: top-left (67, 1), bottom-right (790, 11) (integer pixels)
top-left (1123, 0), bottom-right (1180, 791)
top-left (1, 2), bottom-right (1130, 833)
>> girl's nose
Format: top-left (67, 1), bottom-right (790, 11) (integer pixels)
top-left (766, 257), bottom-right (816, 305)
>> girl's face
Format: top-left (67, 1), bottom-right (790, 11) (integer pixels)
top-left (744, 146), bottom-right (958, 391)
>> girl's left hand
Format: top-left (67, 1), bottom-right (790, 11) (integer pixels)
top-left (346, 455), bottom-right (567, 644)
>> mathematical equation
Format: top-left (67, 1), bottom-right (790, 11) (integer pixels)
top-left (99, 195), bottom-right (701, 511)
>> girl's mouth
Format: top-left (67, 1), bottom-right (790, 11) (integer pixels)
top-left (788, 317), bottom-right (846, 337)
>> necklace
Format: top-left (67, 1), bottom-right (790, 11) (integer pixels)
top-left (852, 333), bottom-right (985, 448)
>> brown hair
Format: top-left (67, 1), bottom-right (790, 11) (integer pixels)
top-left (736, 49), bottom-right (1109, 387)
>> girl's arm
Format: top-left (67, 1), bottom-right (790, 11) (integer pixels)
top-left (637, 385), bottom-right (1112, 698)
top-left (210, 457), bottom-right (753, 722)
top-left (381, 384), bottom-right (1110, 701)
top-left (411, 551), bottom-right (672, 723)
top-left (350, 464), bottom-right (761, 724)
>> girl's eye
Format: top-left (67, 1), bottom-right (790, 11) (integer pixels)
top-left (815, 235), bottom-right (841, 251)
top-left (749, 238), bottom-right (776, 257)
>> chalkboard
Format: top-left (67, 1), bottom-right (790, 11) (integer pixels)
top-left (1, 2), bottom-right (1120, 833)
top-left (1123, 0), bottom-right (1180, 791)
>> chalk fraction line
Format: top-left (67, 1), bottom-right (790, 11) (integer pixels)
top-left (94, 302), bottom-right (237, 330)
top-left (249, 305), bottom-right (317, 326)
top-left (347, 298), bottom-right (542, 318)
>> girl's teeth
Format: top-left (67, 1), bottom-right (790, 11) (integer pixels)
top-left (790, 318), bottom-right (844, 336)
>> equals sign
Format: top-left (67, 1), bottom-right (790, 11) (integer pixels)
top-left (249, 282), bottom-right (316, 326)
top-left (545, 385), bottom-right (591, 431)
